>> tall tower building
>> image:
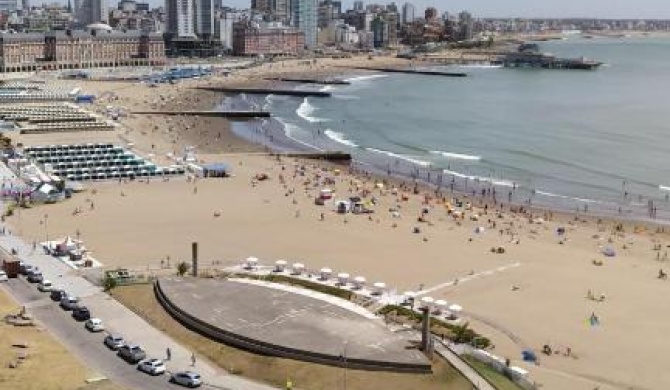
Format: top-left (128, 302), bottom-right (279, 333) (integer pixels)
top-left (353, 0), bottom-right (363, 12)
top-left (292, 0), bottom-right (317, 48)
top-left (166, 0), bottom-right (196, 38)
top-left (194, 0), bottom-right (214, 39)
top-left (78, 0), bottom-right (108, 25)
top-left (401, 2), bottom-right (415, 25)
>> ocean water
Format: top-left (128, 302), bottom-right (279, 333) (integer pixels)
top-left (235, 37), bottom-right (670, 220)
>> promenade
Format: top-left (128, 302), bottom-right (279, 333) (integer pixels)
top-left (0, 162), bottom-right (274, 390)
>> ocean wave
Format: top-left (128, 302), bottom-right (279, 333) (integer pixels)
top-left (320, 85), bottom-right (335, 92)
top-left (366, 148), bottom-right (431, 167)
top-left (442, 169), bottom-right (514, 187)
top-left (660, 185), bottom-right (670, 192)
top-left (345, 74), bottom-right (389, 83)
top-left (333, 94), bottom-right (360, 100)
top-left (296, 98), bottom-right (329, 123)
top-left (277, 119), bottom-right (325, 151)
top-left (324, 130), bottom-right (358, 148)
top-left (430, 150), bottom-right (482, 161)
top-left (535, 190), bottom-right (600, 204)
top-left (454, 64), bottom-right (503, 69)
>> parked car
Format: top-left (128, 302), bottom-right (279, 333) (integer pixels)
top-left (27, 271), bottom-right (43, 283)
top-left (72, 306), bottom-right (91, 321)
top-left (84, 318), bottom-right (104, 332)
top-left (0, 270), bottom-right (7, 282)
top-left (137, 358), bottom-right (166, 376)
top-left (104, 334), bottom-right (125, 350)
top-left (117, 344), bottom-right (146, 364)
top-left (19, 263), bottom-right (34, 275)
top-left (50, 289), bottom-right (67, 302)
top-left (60, 295), bottom-right (79, 310)
top-left (170, 371), bottom-right (202, 388)
top-left (37, 280), bottom-right (53, 292)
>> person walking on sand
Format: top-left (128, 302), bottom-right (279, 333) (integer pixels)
top-left (166, 347), bottom-right (171, 361)
top-left (191, 352), bottom-right (196, 366)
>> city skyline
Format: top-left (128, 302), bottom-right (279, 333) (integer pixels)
top-left (149, 0), bottom-right (670, 19)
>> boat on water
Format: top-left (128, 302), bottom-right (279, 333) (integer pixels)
top-left (501, 43), bottom-right (602, 70)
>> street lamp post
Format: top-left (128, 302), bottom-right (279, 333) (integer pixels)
top-left (341, 340), bottom-right (348, 390)
top-left (44, 213), bottom-right (49, 244)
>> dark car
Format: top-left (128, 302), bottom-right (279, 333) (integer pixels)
top-left (19, 263), bottom-right (33, 276)
top-left (117, 344), bottom-right (146, 364)
top-left (27, 271), bottom-right (44, 283)
top-left (72, 306), bottom-right (91, 321)
top-left (50, 289), bottom-right (67, 302)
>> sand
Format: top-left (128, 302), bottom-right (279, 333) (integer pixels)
top-left (6, 55), bottom-right (670, 390)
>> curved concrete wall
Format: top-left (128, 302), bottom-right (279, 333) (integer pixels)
top-left (154, 279), bottom-right (431, 374)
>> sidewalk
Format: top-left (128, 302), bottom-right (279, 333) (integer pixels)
top-left (0, 163), bottom-right (275, 390)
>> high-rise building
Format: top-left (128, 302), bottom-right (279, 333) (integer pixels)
top-left (292, 0), bottom-right (317, 48)
top-left (194, 0), bottom-right (214, 39)
top-left (424, 6), bottom-right (437, 21)
top-left (353, 0), bottom-right (363, 12)
top-left (166, 0), bottom-right (196, 38)
top-left (273, 0), bottom-right (289, 21)
top-left (78, 0), bottom-right (108, 25)
top-left (0, 0), bottom-right (20, 12)
top-left (401, 2), bottom-right (415, 25)
top-left (371, 16), bottom-right (386, 48)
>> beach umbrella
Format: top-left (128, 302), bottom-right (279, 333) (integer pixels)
top-left (319, 268), bottom-right (332, 280)
top-left (352, 276), bottom-right (366, 289)
top-left (274, 260), bottom-right (287, 272)
top-left (420, 296), bottom-right (435, 309)
top-left (372, 282), bottom-right (386, 295)
top-left (434, 299), bottom-right (448, 310)
top-left (337, 273), bottom-right (350, 285)
top-left (291, 263), bottom-right (305, 275)
top-left (448, 304), bottom-right (463, 312)
top-left (474, 226), bottom-right (485, 234)
top-left (245, 257), bottom-right (259, 269)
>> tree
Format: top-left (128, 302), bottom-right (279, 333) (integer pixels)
top-left (177, 261), bottom-right (190, 277)
top-left (102, 275), bottom-right (117, 292)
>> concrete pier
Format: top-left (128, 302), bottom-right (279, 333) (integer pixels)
top-left (131, 110), bottom-right (271, 118)
top-left (264, 77), bottom-right (351, 85)
top-left (346, 67), bottom-right (468, 77)
top-left (196, 87), bottom-right (331, 97)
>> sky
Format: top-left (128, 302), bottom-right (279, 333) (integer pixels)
top-left (197, 0), bottom-right (670, 19)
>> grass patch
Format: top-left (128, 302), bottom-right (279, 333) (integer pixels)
top-left (114, 284), bottom-right (474, 390)
top-left (378, 305), bottom-right (491, 348)
top-left (462, 355), bottom-right (524, 390)
top-left (233, 273), bottom-right (354, 300)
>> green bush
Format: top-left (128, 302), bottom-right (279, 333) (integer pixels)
top-left (378, 305), bottom-right (490, 348)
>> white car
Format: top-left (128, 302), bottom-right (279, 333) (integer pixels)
top-left (37, 280), bottom-right (53, 292)
top-left (0, 271), bottom-right (7, 282)
top-left (137, 358), bottom-right (166, 376)
top-left (170, 371), bottom-right (202, 387)
top-left (84, 318), bottom-right (104, 332)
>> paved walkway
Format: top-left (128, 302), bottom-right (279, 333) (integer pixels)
top-left (433, 340), bottom-right (496, 390)
top-left (0, 163), bottom-right (274, 390)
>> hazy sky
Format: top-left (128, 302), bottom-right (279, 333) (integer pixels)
top-left (197, 0), bottom-right (670, 19)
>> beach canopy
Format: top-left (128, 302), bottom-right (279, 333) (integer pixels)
top-left (292, 262), bottom-right (305, 270)
top-left (434, 299), bottom-right (448, 308)
top-left (448, 304), bottom-right (463, 312)
top-left (403, 291), bottom-right (416, 298)
top-left (373, 282), bottom-right (386, 289)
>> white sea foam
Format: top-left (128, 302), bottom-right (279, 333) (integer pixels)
top-left (296, 98), bottom-right (328, 123)
top-left (345, 74), bottom-right (389, 83)
top-left (660, 185), bottom-right (670, 192)
top-left (455, 64), bottom-right (503, 69)
top-left (366, 147), bottom-right (431, 167)
top-left (278, 120), bottom-right (325, 152)
top-left (324, 130), bottom-right (358, 148)
top-left (442, 169), bottom-right (514, 187)
top-left (333, 94), bottom-right (360, 100)
top-left (430, 150), bottom-right (482, 161)
top-left (535, 190), bottom-right (599, 204)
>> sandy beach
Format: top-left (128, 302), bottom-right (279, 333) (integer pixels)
top-left (6, 55), bottom-right (670, 390)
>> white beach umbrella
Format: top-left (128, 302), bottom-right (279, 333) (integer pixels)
top-left (274, 260), bottom-right (287, 272)
top-left (319, 268), bottom-right (332, 280)
top-left (353, 276), bottom-right (366, 289)
top-left (448, 304), bottom-right (463, 312)
top-left (336, 273), bottom-right (350, 285)
top-left (372, 282), bottom-right (386, 295)
top-left (434, 299), bottom-right (448, 309)
top-left (421, 296), bottom-right (435, 309)
top-left (291, 262), bottom-right (305, 274)
top-left (245, 257), bottom-right (259, 268)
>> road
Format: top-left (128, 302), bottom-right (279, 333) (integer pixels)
top-left (2, 276), bottom-right (222, 390)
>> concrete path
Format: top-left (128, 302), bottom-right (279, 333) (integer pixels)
top-left (433, 340), bottom-right (497, 390)
top-left (0, 162), bottom-right (275, 390)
